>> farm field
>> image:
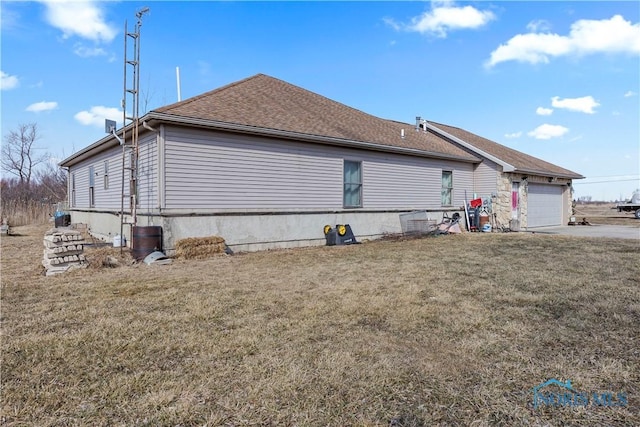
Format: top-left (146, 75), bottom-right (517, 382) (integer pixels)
top-left (573, 202), bottom-right (640, 227)
top-left (2, 224), bottom-right (639, 426)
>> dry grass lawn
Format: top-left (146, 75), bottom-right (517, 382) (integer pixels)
top-left (1, 224), bottom-right (639, 426)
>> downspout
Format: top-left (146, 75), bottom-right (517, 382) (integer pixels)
top-left (142, 120), bottom-right (157, 133)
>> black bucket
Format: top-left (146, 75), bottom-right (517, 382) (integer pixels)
top-left (54, 214), bottom-right (71, 227)
top-left (132, 226), bottom-right (162, 261)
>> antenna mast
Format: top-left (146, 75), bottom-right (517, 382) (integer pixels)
top-left (120, 7), bottom-right (149, 252)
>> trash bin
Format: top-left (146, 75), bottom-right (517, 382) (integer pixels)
top-left (467, 207), bottom-right (480, 230)
top-left (54, 214), bottom-right (71, 227)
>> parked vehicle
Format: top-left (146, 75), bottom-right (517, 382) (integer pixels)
top-left (615, 190), bottom-right (640, 219)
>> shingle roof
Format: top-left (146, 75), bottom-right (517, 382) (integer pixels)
top-left (428, 121), bottom-right (584, 179)
top-left (153, 74), bottom-right (478, 161)
top-left (63, 73), bottom-right (582, 179)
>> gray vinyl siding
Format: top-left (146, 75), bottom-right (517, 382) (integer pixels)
top-left (137, 133), bottom-right (158, 213)
top-left (68, 135), bottom-right (158, 212)
top-left (364, 157), bottom-right (472, 208)
top-left (473, 159), bottom-right (498, 197)
top-left (163, 127), bottom-right (475, 211)
top-left (165, 128), bottom-right (340, 209)
top-left (69, 146), bottom-right (129, 210)
top-left (73, 164), bottom-right (90, 208)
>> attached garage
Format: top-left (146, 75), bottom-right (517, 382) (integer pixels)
top-left (527, 184), bottom-right (564, 227)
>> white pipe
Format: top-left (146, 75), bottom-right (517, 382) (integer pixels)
top-left (142, 120), bottom-right (157, 133)
top-left (111, 129), bottom-right (124, 145)
top-left (176, 67), bottom-right (181, 102)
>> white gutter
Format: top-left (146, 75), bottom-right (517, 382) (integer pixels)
top-left (61, 112), bottom-right (481, 167)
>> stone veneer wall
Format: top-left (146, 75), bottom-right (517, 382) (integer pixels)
top-left (493, 173), bottom-right (573, 230)
top-left (493, 173), bottom-right (523, 229)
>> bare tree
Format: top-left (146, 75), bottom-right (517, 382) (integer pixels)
top-left (1, 123), bottom-right (47, 186)
top-left (141, 73), bottom-right (157, 115)
top-left (35, 161), bottom-right (67, 202)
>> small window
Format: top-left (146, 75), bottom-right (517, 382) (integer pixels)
top-left (88, 166), bottom-right (95, 208)
top-left (104, 160), bottom-right (109, 190)
top-left (441, 170), bottom-right (453, 206)
top-left (343, 160), bottom-right (362, 208)
top-left (71, 173), bottom-right (76, 208)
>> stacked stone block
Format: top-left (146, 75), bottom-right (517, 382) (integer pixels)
top-left (42, 228), bottom-right (87, 276)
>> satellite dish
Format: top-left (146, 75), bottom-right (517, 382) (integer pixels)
top-left (105, 119), bottom-right (116, 134)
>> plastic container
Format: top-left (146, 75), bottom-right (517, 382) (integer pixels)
top-left (479, 214), bottom-right (489, 229)
top-left (113, 234), bottom-right (126, 247)
top-left (470, 198), bottom-right (482, 208)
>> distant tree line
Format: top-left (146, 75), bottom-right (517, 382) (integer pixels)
top-left (577, 196), bottom-right (593, 203)
top-left (1, 123), bottom-right (67, 225)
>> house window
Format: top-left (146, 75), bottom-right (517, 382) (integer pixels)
top-left (104, 160), bottom-right (109, 190)
top-left (88, 166), bottom-right (95, 208)
top-left (441, 170), bottom-right (453, 206)
top-left (343, 160), bottom-right (362, 208)
top-left (71, 173), bottom-right (76, 208)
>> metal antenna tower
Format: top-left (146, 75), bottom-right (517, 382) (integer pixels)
top-left (119, 7), bottom-right (149, 251)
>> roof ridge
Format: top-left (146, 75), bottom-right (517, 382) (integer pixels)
top-left (428, 120), bottom-right (461, 130)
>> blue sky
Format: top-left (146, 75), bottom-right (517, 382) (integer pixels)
top-left (2, 0), bottom-right (639, 201)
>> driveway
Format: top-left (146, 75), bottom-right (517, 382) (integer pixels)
top-left (526, 225), bottom-right (640, 240)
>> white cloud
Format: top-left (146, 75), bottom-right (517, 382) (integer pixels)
top-left (526, 19), bottom-right (551, 33)
top-left (624, 91), bottom-right (637, 98)
top-left (486, 15), bottom-right (640, 67)
top-left (551, 95), bottom-right (600, 114)
top-left (39, 0), bottom-right (117, 43)
top-left (527, 124), bottom-right (569, 140)
top-left (1, 71), bottom-right (19, 90)
top-left (0, 7), bottom-right (20, 32)
top-left (74, 44), bottom-right (107, 58)
top-left (74, 106), bottom-right (121, 127)
top-left (383, 17), bottom-right (401, 32)
top-left (26, 101), bottom-right (58, 112)
top-left (386, 1), bottom-right (495, 38)
top-left (536, 107), bottom-right (553, 116)
top-left (504, 131), bottom-right (522, 139)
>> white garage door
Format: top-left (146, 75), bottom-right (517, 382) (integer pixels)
top-left (528, 184), bottom-right (563, 227)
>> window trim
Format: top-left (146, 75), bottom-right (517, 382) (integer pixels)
top-left (441, 170), bottom-right (453, 206)
top-left (70, 173), bottom-right (76, 208)
top-left (103, 160), bottom-right (109, 190)
top-left (343, 160), bottom-right (363, 208)
top-left (88, 166), bottom-right (95, 208)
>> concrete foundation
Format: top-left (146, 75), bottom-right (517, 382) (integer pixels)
top-left (70, 209), bottom-right (465, 253)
